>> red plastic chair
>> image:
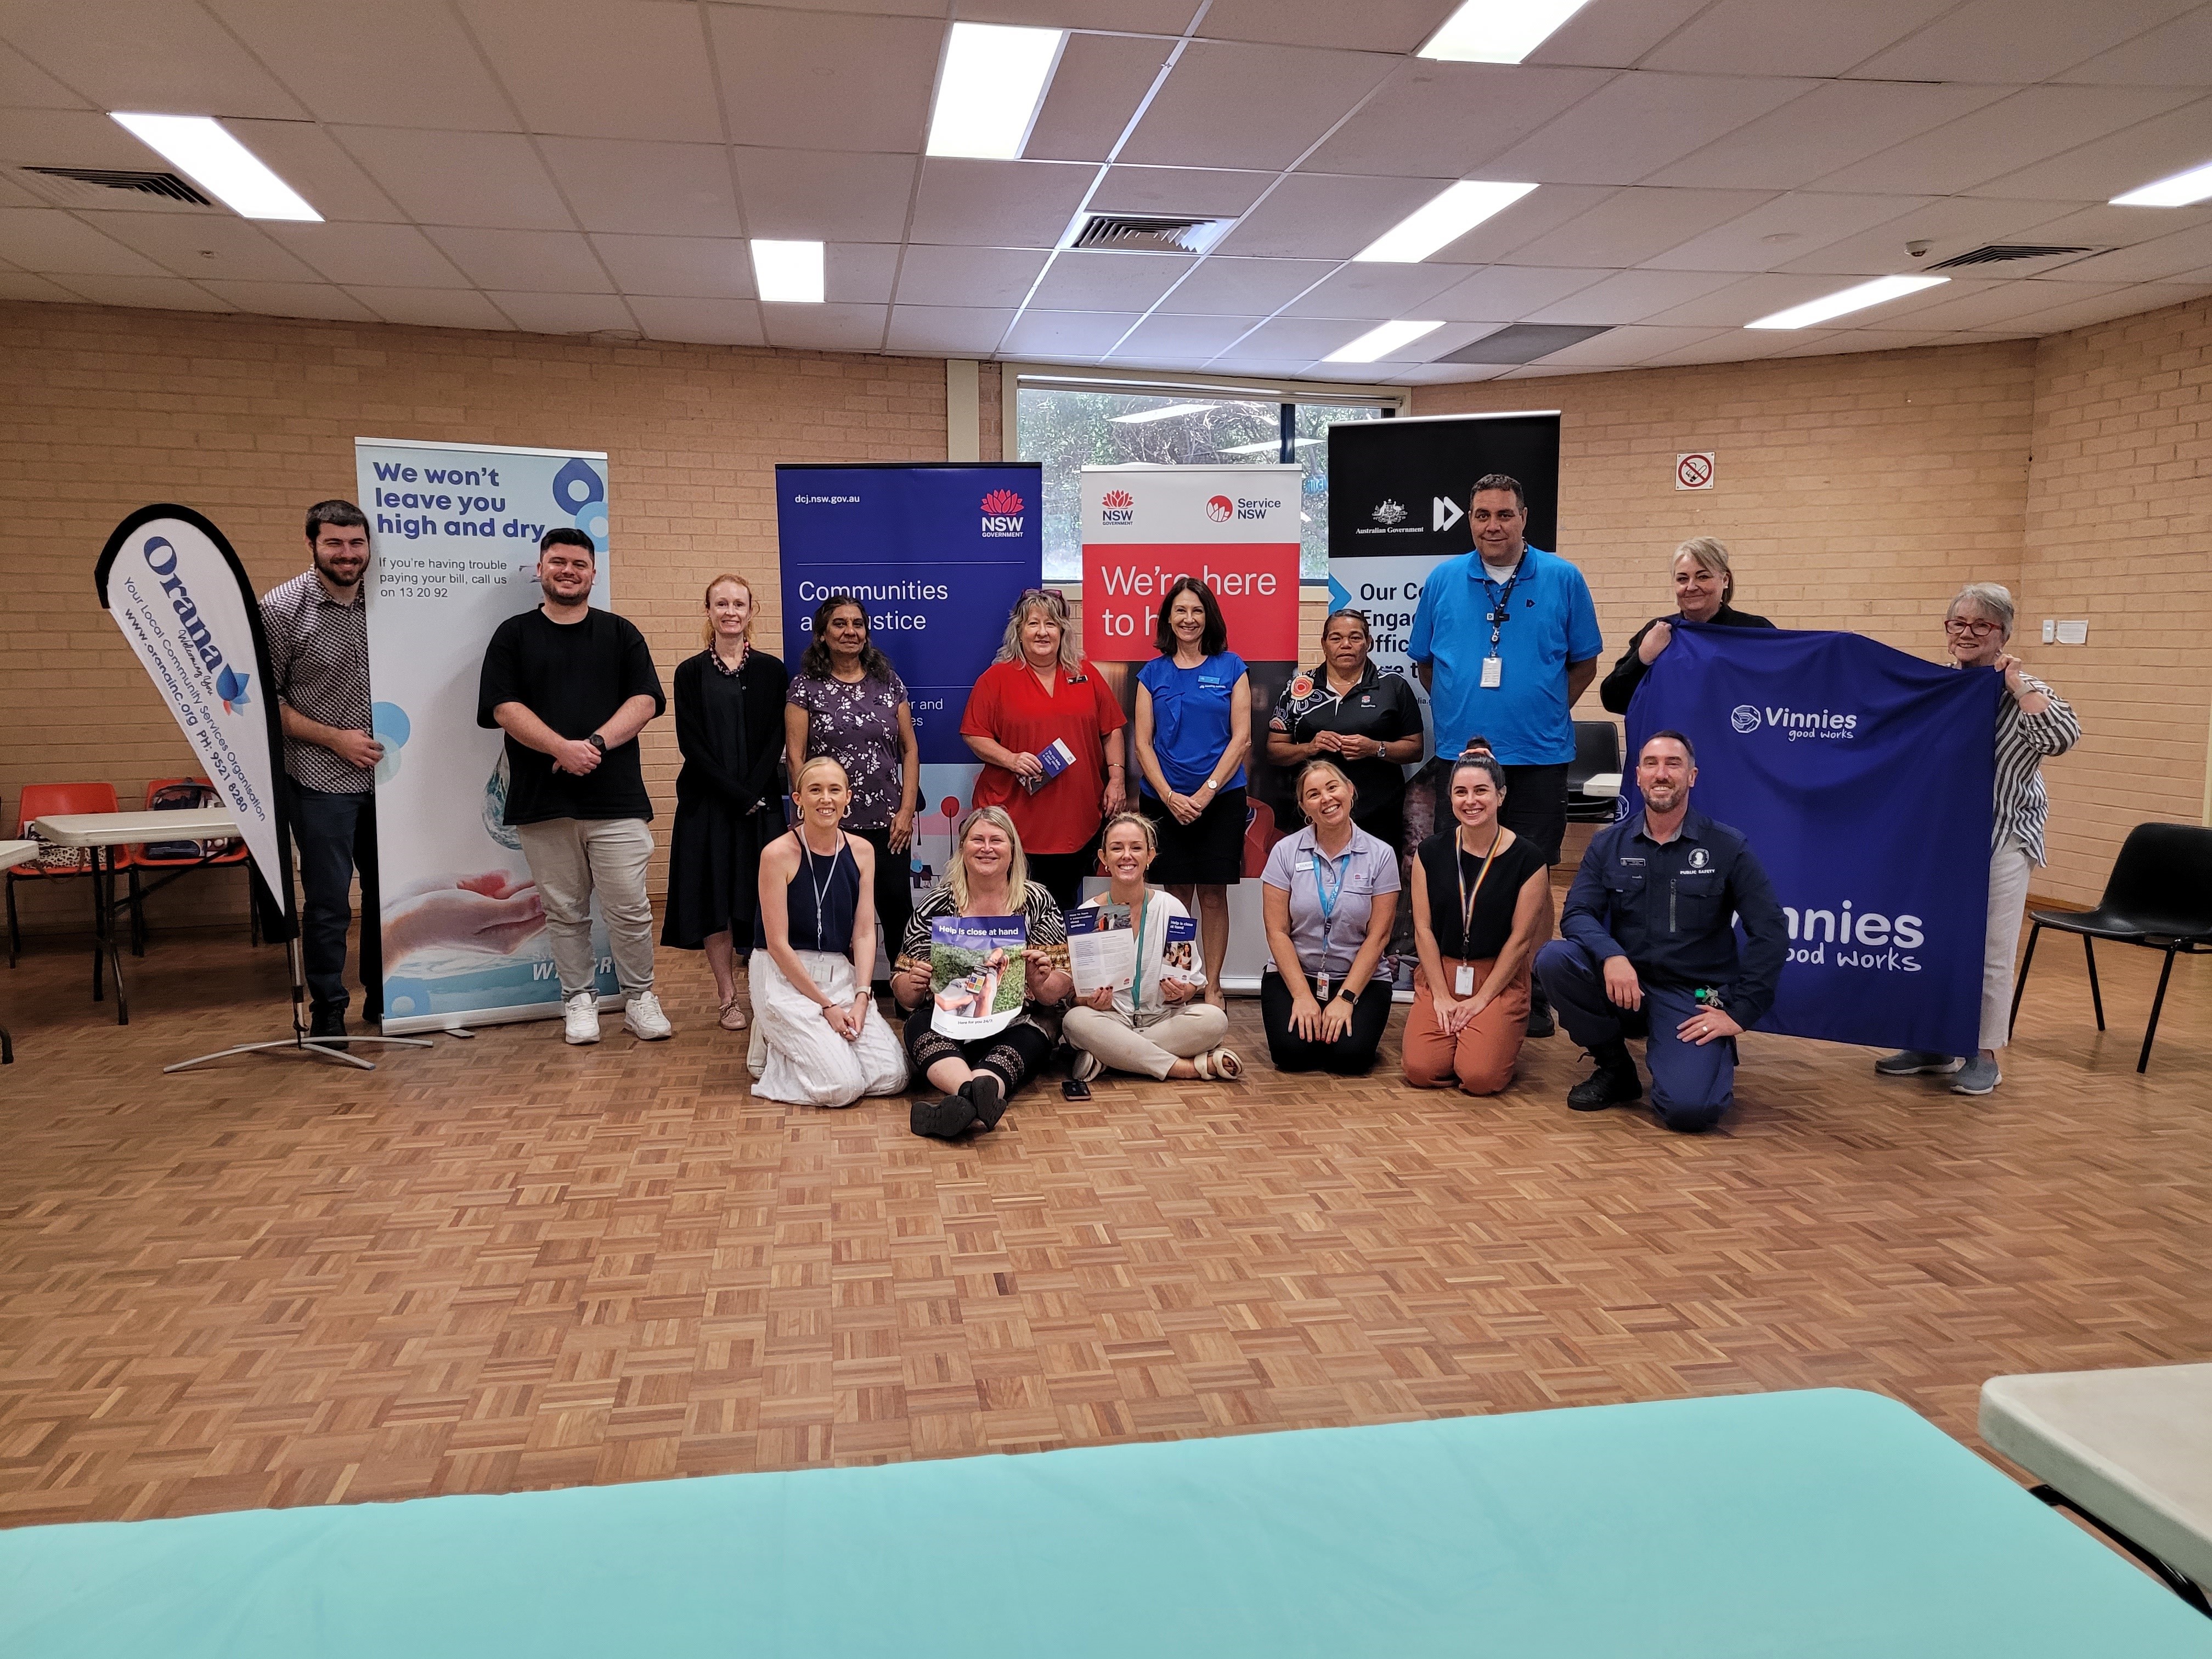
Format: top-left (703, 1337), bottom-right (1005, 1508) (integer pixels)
top-left (126, 777), bottom-right (256, 953)
top-left (7, 781), bottom-right (122, 968)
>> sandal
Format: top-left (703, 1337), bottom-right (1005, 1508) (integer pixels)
top-left (1194, 1046), bottom-right (1243, 1081)
top-left (1068, 1049), bottom-right (1104, 1084)
top-left (718, 995), bottom-right (749, 1032)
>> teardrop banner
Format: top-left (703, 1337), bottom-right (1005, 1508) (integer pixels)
top-left (94, 503), bottom-right (295, 931)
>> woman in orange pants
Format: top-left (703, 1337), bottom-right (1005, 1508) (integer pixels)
top-left (1404, 754), bottom-right (1553, 1094)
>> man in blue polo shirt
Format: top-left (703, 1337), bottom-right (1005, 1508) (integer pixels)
top-left (1408, 471), bottom-right (1602, 1035)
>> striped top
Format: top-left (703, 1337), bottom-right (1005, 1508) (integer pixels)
top-left (1994, 670), bottom-right (2080, 865)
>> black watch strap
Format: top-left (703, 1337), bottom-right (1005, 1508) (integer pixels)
top-left (587, 732), bottom-right (607, 753)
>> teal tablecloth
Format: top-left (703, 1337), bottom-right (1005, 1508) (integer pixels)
top-left (5, 1388), bottom-right (2210, 1656)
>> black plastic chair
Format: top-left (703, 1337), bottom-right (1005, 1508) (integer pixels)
top-left (1565, 720), bottom-right (1623, 824)
top-left (2008, 823), bottom-right (2212, 1073)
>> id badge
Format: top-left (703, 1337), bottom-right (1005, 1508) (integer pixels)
top-left (1314, 973), bottom-right (1330, 1001)
top-left (1453, 963), bottom-right (1475, 997)
top-left (1480, 655), bottom-right (1504, 689)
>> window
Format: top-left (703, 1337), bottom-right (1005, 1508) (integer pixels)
top-left (1015, 385), bottom-right (1387, 580)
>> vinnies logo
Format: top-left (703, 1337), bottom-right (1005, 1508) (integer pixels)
top-left (1205, 494), bottom-right (1233, 522)
top-left (1100, 488), bottom-right (1135, 524)
top-left (980, 488), bottom-right (1025, 538)
top-left (1735, 703), bottom-right (1860, 742)
top-left (142, 535), bottom-right (251, 712)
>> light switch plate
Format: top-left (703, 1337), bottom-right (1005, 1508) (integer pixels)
top-left (2041, 618), bottom-right (2056, 643)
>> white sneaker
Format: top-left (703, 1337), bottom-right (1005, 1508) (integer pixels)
top-left (624, 988), bottom-right (673, 1041)
top-left (563, 990), bottom-right (601, 1045)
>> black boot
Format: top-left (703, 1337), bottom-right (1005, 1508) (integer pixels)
top-left (964, 1071), bottom-right (1007, 1132)
top-left (910, 1092), bottom-right (979, 1139)
top-left (308, 1004), bottom-right (346, 1040)
top-left (1525, 981), bottom-right (1556, 1039)
top-left (1566, 1039), bottom-right (1641, 1111)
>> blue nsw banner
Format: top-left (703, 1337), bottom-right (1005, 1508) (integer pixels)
top-left (776, 464), bottom-right (1043, 764)
top-left (1627, 624), bottom-right (2003, 1056)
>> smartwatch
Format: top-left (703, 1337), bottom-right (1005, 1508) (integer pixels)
top-left (586, 733), bottom-right (608, 754)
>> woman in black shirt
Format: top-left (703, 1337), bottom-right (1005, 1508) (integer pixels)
top-left (662, 573), bottom-right (789, 1030)
top-left (1600, 537), bottom-right (1774, 714)
top-left (1266, 608), bottom-right (1424, 850)
top-left (1403, 754), bottom-right (1550, 1095)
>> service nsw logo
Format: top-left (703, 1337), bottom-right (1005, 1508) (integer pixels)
top-left (1099, 488), bottom-right (1134, 525)
top-left (980, 488), bottom-right (1025, 538)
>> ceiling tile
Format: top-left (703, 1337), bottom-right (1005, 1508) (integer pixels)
top-left (894, 245), bottom-right (1049, 307)
top-left (2059, 6), bottom-right (2212, 86)
top-left (1301, 63), bottom-right (1616, 178)
top-left (962, 1), bottom-right (1191, 26)
top-left (486, 291), bottom-right (640, 335)
top-left (2053, 219), bottom-right (2212, 282)
top-left (0, 269), bottom-right (80, 300)
top-left (2002, 280), bottom-right (2212, 330)
top-left (885, 303), bottom-right (1016, 353)
top-left (538, 138), bottom-right (741, 238)
top-left (909, 159), bottom-right (1093, 247)
top-left (424, 227), bottom-right (613, 292)
top-left (267, 222), bottom-right (473, 289)
top-left (1274, 262), bottom-right (1468, 318)
top-left (1635, 272), bottom-right (1883, 328)
top-left (197, 279), bottom-right (378, 323)
top-left (0, 107), bottom-right (180, 170)
top-left (1521, 0), bottom-right (1713, 70)
top-left (1108, 312), bottom-right (1268, 357)
top-left (1480, 72), bottom-right (1818, 187)
top-left (1000, 308), bottom-right (1144, 355)
top-left (734, 149), bottom-right (918, 242)
top-left (207, 0), bottom-right (522, 129)
top-left (0, 40), bottom-right (88, 109)
top-left (1646, 82), bottom-right (2010, 191)
top-left (590, 233), bottom-right (751, 297)
top-left (1848, 0), bottom-right (2200, 84)
top-left (0, 206), bottom-right (168, 275)
top-left (1092, 166), bottom-right (1276, 218)
top-left (1639, 0), bottom-right (1958, 75)
top-left (626, 294), bottom-right (764, 346)
top-left (708, 7), bottom-right (939, 153)
top-left (1815, 86), bottom-right (2199, 195)
top-left (46, 272), bottom-right (228, 310)
top-left (459, 0), bottom-right (724, 142)
top-left (1767, 328), bottom-right (1954, 358)
top-left (825, 244), bottom-right (901, 304)
top-left (1198, 0), bottom-right (1463, 53)
top-left (1522, 268), bottom-right (1745, 325)
top-left (225, 120), bottom-right (409, 224)
top-left (1519, 323), bottom-right (1734, 367)
top-left (1774, 198), bottom-right (2091, 276)
top-left (345, 286), bottom-right (516, 331)
top-left (1024, 32), bottom-right (1175, 164)
top-left (751, 0), bottom-right (946, 15)
top-left (1504, 188), bottom-right (1778, 268)
top-left (1632, 331), bottom-right (1775, 367)
top-left (2006, 200), bottom-right (2212, 258)
top-left (0, 0), bottom-right (308, 119)
top-left (332, 129), bottom-right (574, 231)
top-left (1976, 94), bottom-right (2212, 202)
top-left (1641, 193), bottom-right (1933, 274)
top-left (74, 211), bottom-right (321, 282)
top-left (760, 301), bottom-right (888, 351)
top-left (1116, 42), bottom-right (1397, 172)
top-left (1421, 184), bottom-right (1617, 264)
top-left (1027, 249), bottom-right (1195, 310)
top-left (1425, 264), bottom-right (1607, 321)
top-left (1224, 315), bottom-right (1395, 360)
top-left (1149, 256), bottom-right (1335, 314)
top-left (1866, 278), bottom-right (2123, 331)
top-left (1215, 173), bottom-right (1450, 259)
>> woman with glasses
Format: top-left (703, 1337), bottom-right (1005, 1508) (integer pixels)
top-left (1875, 583), bottom-right (2079, 1096)
top-left (960, 588), bottom-right (1128, 907)
top-left (1599, 537), bottom-right (1774, 714)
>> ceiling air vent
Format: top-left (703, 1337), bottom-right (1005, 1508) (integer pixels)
top-left (1926, 243), bottom-right (2101, 270)
top-left (1066, 212), bottom-right (1235, 255)
top-left (18, 166), bottom-right (215, 210)
top-left (1436, 323), bottom-right (1613, 365)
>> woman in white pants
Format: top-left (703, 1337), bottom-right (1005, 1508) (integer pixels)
top-left (747, 757), bottom-right (907, 1108)
top-left (1876, 583), bottom-right (2080, 1096)
top-left (1064, 812), bottom-right (1242, 1083)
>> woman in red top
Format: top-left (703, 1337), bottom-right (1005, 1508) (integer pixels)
top-left (960, 588), bottom-right (1129, 906)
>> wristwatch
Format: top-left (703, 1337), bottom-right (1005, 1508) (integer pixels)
top-left (586, 733), bottom-right (607, 754)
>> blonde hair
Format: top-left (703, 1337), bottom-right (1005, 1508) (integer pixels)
top-left (1295, 757), bottom-right (1357, 807)
top-left (1099, 810), bottom-right (1158, 857)
top-left (793, 754), bottom-right (849, 793)
top-left (947, 805), bottom-right (1031, 913)
top-left (700, 573), bottom-right (755, 647)
top-left (992, 589), bottom-right (1081, 672)
top-left (1672, 537), bottom-right (1735, 605)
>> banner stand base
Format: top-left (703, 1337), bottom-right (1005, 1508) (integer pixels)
top-left (162, 940), bottom-right (435, 1074)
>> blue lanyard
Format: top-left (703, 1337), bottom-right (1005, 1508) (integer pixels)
top-left (1311, 846), bottom-right (1353, 965)
top-left (1479, 563), bottom-right (1521, 653)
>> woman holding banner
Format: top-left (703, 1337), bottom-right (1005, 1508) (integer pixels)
top-left (1134, 577), bottom-right (1251, 1009)
top-left (663, 573), bottom-right (789, 1031)
top-left (1600, 537), bottom-right (1774, 714)
top-left (892, 805), bottom-right (1074, 1139)
top-left (960, 588), bottom-right (1128, 908)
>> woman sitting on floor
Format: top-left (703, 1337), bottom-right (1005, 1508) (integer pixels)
top-left (892, 805), bottom-right (1073, 1139)
top-left (1064, 811), bottom-right (1242, 1085)
top-left (747, 756), bottom-right (908, 1108)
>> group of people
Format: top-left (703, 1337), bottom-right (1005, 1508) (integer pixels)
top-left (257, 472), bottom-right (2077, 1139)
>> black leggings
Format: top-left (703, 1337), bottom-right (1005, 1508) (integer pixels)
top-left (902, 1004), bottom-right (1054, 1097)
top-left (1260, 968), bottom-right (1394, 1075)
top-left (851, 822), bottom-right (913, 977)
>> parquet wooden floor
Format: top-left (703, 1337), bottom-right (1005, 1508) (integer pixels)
top-left (1, 913), bottom-right (2207, 1531)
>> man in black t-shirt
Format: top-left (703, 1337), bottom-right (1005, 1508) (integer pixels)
top-left (478, 529), bottom-right (669, 1045)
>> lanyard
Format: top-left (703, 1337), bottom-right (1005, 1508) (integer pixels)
top-left (1479, 565), bottom-right (1520, 656)
top-left (1130, 889), bottom-right (1150, 1010)
top-left (801, 838), bottom-right (841, 946)
top-left (1455, 830), bottom-right (1502, 955)
top-left (1311, 843), bottom-right (1353, 967)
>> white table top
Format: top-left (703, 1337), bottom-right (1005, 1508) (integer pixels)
top-left (31, 810), bottom-right (242, 847)
top-left (1982, 1362), bottom-right (2212, 1587)
top-left (0, 838), bottom-right (38, 872)
top-left (1581, 771), bottom-right (1623, 798)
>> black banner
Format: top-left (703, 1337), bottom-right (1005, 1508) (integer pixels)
top-left (1327, 414), bottom-right (1561, 561)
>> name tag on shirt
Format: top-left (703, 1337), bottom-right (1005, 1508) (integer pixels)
top-left (1618, 856), bottom-right (1645, 866)
top-left (1480, 657), bottom-right (1503, 688)
top-left (1295, 857), bottom-right (1314, 871)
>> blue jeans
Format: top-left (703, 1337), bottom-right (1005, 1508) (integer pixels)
top-left (1534, 939), bottom-right (1734, 1132)
top-left (292, 784), bottom-right (380, 1019)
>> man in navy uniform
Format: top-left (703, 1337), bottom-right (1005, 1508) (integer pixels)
top-left (1535, 730), bottom-right (1787, 1132)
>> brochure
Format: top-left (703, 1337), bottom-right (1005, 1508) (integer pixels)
top-left (1064, 902), bottom-right (1135, 997)
top-left (1160, 913), bottom-right (1203, 984)
top-left (1024, 737), bottom-right (1078, 794)
top-left (929, 916), bottom-right (1028, 1038)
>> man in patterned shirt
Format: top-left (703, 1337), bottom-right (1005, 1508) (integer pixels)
top-left (261, 500), bottom-right (383, 1037)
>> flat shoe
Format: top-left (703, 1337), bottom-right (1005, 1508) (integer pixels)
top-left (719, 996), bottom-right (749, 1031)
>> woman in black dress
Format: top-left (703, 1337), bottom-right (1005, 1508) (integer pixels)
top-left (662, 573), bottom-right (788, 1031)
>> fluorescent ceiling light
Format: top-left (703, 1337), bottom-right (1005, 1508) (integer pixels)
top-left (2111, 158), bottom-right (2212, 207)
top-left (752, 239), bottom-right (824, 304)
top-left (1745, 275), bottom-right (1948, 330)
top-left (1219, 437), bottom-right (1321, 454)
top-left (926, 22), bottom-right (1064, 160)
top-left (1355, 180), bottom-right (1537, 263)
top-left (1324, 320), bottom-right (1444, 364)
top-left (109, 112), bottom-right (320, 221)
top-left (1110, 403), bottom-right (1214, 424)
top-left (1419, 0), bottom-right (1595, 64)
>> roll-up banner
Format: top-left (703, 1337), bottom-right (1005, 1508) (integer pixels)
top-left (775, 462), bottom-right (1045, 913)
top-left (94, 504), bottom-right (295, 930)
top-left (1626, 623), bottom-right (1999, 1057)
top-left (358, 437), bottom-right (618, 1034)
top-left (1081, 464), bottom-right (1301, 988)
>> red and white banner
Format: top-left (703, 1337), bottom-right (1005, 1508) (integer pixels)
top-left (1080, 465), bottom-right (1301, 662)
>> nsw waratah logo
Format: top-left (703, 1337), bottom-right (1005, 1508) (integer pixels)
top-left (1372, 499), bottom-right (1408, 526)
top-left (1205, 494), bottom-right (1234, 522)
top-left (1100, 488), bottom-right (1135, 525)
top-left (980, 488), bottom-right (1025, 537)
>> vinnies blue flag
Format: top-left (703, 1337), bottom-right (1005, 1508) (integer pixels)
top-left (1627, 624), bottom-right (2003, 1056)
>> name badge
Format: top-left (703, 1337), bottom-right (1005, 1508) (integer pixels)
top-left (1618, 855), bottom-right (1645, 866)
top-left (1295, 857), bottom-right (1314, 871)
top-left (1480, 656), bottom-right (1504, 689)
top-left (1453, 963), bottom-right (1475, 997)
top-left (1314, 973), bottom-right (1330, 1001)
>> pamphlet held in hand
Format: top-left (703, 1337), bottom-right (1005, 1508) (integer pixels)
top-left (929, 916), bottom-right (1028, 1037)
top-left (1064, 902), bottom-right (1135, 997)
top-left (1160, 913), bottom-right (1204, 985)
top-left (1024, 738), bottom-right (1078, 793)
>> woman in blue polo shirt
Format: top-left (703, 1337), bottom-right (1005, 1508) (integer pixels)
top-left (1133, 577), bottom-right (1249, 1010)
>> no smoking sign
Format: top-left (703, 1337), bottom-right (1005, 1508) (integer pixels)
top-left (1675, 452), bottom-right (1714, 490)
